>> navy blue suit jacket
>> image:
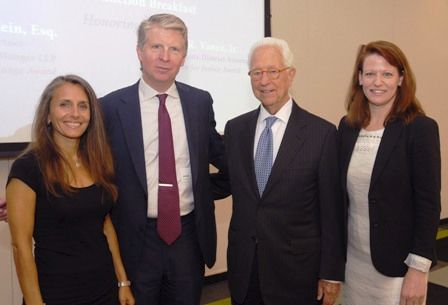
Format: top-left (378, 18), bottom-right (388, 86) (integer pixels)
top-left (223, 102), bottom-right (345, 305)
top-left (100, 80), bottom-right (225, 280)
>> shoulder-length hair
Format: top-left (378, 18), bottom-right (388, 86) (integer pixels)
top-left (28, 74), bottom-right (117, 201)
top-left (345, 40), bottom-right (424, 128)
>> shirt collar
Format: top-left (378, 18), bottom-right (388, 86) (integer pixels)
top-left (258, 97), bottom-right (293, 125)
top-left (139, 78), bottom-right (180, 103)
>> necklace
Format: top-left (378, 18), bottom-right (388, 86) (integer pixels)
top-left (74, 157), bottom-right (81, 168)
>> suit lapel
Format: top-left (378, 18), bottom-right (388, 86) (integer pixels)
top-left (340, 122), bottom-right (360, 191)
top-left (116, 82), bottom-right (148, 195)
top-left (370, 120), bottom-right (403, 188)
top-left (176, 82), bottom-right (199, 187)
top-left (262, 102), bottom-right (306, 197)
top-left (242, 109), bottom-right (260, 198)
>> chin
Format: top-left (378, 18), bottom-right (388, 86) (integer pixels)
top-left (261, 100), bottom-right (276, 108)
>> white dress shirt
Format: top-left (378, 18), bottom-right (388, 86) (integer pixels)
top-left (139, 78), bottom-right (194, 218)
top-left (253, 98), bottom-right (293, 161)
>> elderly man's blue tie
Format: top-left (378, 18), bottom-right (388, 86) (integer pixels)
top-left (254, 116), bottom-right (278, 196)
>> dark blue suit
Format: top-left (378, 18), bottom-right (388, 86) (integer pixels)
top-left (223, 102), bottom-right (345, 305)
top-left (101, 80), bottom-right (225, 304)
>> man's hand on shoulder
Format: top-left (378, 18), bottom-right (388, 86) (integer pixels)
top-left (0, 198), bottom-right (7, 222)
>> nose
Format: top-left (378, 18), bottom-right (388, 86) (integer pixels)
top-left (159, 48), bottom-right (170, 61)
top-left (259, 71), bottom-right (270, 85)
top-left (373, 74), bottom-right (383, 86)
top-left (71, 105), bottom-right (80, 117)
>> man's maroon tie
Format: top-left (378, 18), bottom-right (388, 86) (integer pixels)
top-left (157, 94), bottom-right (181, 245)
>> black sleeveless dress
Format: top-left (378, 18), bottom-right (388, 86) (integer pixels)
top-left (9, 152), bottom-right (119, 305)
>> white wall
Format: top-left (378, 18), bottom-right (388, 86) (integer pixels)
top-left (271, 0), bottom-right (447, 218)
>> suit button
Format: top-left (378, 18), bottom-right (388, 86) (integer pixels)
top-left (372, 223), bottom-right (379, 228)
top-left (251, 236), bottom-right (258, 244)
top-left (370, 199), bottom-right (376, 205)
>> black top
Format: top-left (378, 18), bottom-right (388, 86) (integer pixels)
top-left (9, 152), bottom-right (118, 305)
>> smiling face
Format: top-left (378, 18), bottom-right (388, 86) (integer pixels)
top-left (249, 45), bottom-right (296, 114)
top-left (137, 25), bottom-right (186, 92)
top-left (359, 53), bottom-right (403, 112)
top-left (48, 82), bottom-right (90, 146)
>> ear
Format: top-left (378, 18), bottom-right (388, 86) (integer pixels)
top-left (136, 45), bottom-right (145, 62)
top-left (398, 75), bottom-right (403, 87)
top-left (288, 67), bottom-right (296, 83)
top-left (358, 70), bottom-right (363, 86)
top-left (180, 53), bottom-right (186, 67)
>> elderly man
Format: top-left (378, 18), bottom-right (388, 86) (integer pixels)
top-left (221, 37), bottom-right (345, 305)
top-left (101, 13), bottom-right (225, 305)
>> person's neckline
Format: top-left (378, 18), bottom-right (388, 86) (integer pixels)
top-left (70, 184), bottom-right (95, 190)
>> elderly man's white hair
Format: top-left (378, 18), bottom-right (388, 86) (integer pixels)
top-left (248, 37), bottom-right (294, 68)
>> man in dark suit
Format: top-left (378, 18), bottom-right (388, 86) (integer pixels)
top-left (221, 37), bottom-right (345, 305)
top-left (101, 14), bottom-right (225, 305)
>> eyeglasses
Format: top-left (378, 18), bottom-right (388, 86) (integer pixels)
top-left (248, 67), bottom-right (290, 80)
